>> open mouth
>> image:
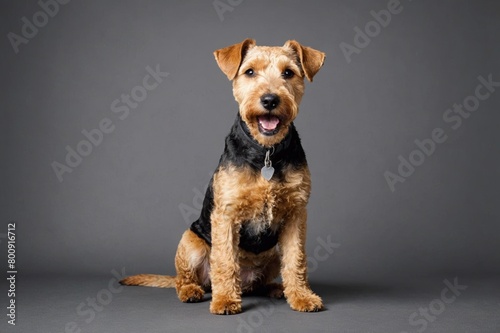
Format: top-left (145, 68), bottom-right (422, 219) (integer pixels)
top-left (257, 115), bottom-right (280, 136)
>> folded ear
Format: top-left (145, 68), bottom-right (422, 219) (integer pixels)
top-left (284, 40), bottom-right (325, 82)
top-left (213, 38), bottom-right (256, 80)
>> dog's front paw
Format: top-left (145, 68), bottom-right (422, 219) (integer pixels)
top-left (210, 296), bottom-right (242, 315)
top-left (287, 292), bottom-right (323, 312)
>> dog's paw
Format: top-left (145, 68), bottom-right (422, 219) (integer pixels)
top-left (210, 297), bottom-right (242, 315)
top-left (177, 284), bottom-right (204, 303)
top-left (288, 292), bottom-right (323, 312)
top-left (266, 283), bottom-right (285, 299)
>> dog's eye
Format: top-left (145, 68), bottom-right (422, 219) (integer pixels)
top-left (282, 69), bottom-right (295, 79)
top-left (244, 69), bottom-right (255, 77)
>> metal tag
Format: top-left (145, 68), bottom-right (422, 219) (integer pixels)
top-left (261, 165), bottom-right (275, 181)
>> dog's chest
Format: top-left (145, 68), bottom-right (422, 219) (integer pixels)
top-left (240, 186), bottom-right (279, 241)
top-left (214, 165), bottom-right (310, 223)
top-left (237, 181), bottom-right (285, 253)
top-left (211, 165), bottom-right (310, 254)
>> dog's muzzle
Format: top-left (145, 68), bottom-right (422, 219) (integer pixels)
top-left (258, 94), bottom-right (281, 135)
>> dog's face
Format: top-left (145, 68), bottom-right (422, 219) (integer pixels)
top-left (214, 39), bottom-right (325, 147)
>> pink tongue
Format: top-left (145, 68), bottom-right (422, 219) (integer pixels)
top-left (258, 116), bottom-right (280, 130)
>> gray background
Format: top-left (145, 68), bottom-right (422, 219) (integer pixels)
top-left (1, 1), bottom-right (500, 332)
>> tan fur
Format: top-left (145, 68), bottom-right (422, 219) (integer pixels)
top-left (120, 274), bottom-right (176, 288)
top-left (121, 39), bottom-right (325, 314)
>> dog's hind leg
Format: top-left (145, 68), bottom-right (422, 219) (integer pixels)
top-left (250, 250), bottom-right (284, 299)
top-left (175, 229), bottom-right (211, 303)
top-left (261, 252), bottom-right (284, 299)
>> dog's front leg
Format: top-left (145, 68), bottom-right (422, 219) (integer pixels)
top-left (279, 208), bottom-right (323, 312)
top-left (209, 207), bottom-right (242, 315)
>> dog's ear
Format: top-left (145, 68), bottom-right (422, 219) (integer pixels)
top-left (284, 40), bottom-right (325, 82)
top-left (214, 38), bottom-right (256, 80)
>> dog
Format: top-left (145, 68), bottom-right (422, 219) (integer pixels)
top-left (120, 39), bottom-right (326, 315)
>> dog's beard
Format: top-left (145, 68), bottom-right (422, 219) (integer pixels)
top-left (240, 104), bottom-right (297, 147)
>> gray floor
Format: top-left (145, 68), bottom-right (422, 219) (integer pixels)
top-left (1, 275), bottom-right (499, 333)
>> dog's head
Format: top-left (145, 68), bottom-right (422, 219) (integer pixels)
top-left (214, 39), bottom-right (325, 147)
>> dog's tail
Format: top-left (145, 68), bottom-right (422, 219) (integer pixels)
top-left (119, 274), bottom-right (176, 288)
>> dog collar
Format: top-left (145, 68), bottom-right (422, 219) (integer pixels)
top-left (236, 114), bottom-right (293, 154)
top-left (236, 114), bottom-right (293, 181)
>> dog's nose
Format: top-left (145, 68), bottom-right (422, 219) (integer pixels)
top-left (260, 94), bottom-right (280, 111)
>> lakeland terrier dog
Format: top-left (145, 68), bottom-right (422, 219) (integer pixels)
top-left (120, 39), bottom-right (326, 315)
